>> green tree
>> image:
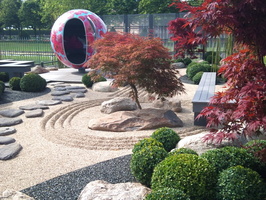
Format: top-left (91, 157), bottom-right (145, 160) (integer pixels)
top-left (138, 0), bottom-right (178, 14)
top-left (18, 0), bottom-right (43, 37)
top-left (0, 0), bottom-right (22, 38)
top-left (106, 0), bottom-right (139, 15)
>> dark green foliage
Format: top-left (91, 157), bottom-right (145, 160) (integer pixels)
top-left (201, 146), bottom-right (265, 176)
top-left (151, 154), bottom-right (217, 200)
top-left (216, 165), bottom-right (266, 200)
top-left (82, 74), bottom-right (93, 88)
top-left (169, 147), bottom-right (198, 157)
top-left (203, 51), bottom-right (217, 60)
top-left (20, 73), bottom-right (47, 92)
top-left (174, 58), bottom-right (184, 63)
top-left (186, 62), bottom-right (198, 75)
top-left (0, 81), bottom-right (5, 95)
top-left (192, 71), bottom-right (204, 84)
top-left (187, 63), bottom-right (211, 80)
top-left (0, 72), bottom-right (9, 82)
top-left (244, 140), bottom-right (266, 154)
top-left (9, 77), bottom-right (21, 91)
top-left (183, 57), bottom-right (192, 66)
top-left (130, 146), bottom-right (168, 187)
top-left (94, 76), bottom-right (107, 83)
top-left (151, 127), bottom-right (180, 152)
top-left (145, 187), bottom-right (191, 200)
top-left (132, 138), bottom-right (164, 153)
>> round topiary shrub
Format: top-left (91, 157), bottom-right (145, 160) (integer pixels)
top-left (9, 77), bottom-right (21, 91)
top-left (216, 165), bottom-right (266, 200)
top-left (183, 57), bottom-right (192, 66)
top-left (94, 76), bottom-right (107, 83)
top-left (186, 62), bottom-right (198, 75)
top-left (243, 140), bottom-right (266, 155)
top-left (145, 187), bottom-right (191, 200)
top-left (0, 72), bottom-right (9, 82)
top-left (82, 74), bottom-right (93, 88)
top-left (192, 71), bottom-right (204, 84)
top-left (169, 147), bottom-right (198, 157)
top-left (151, 127), bottom-right (180, 152)
top-left (20, 73), bottom-right (47, 92)
top-left (130, 145), bottom-right (168, 187)
top-left (187, 63), bottom-right (211, 80)
top-left (0, 81), bottom-right (5, 93)
top-left (132, 138), bottom-right (164, 153)
top-left (201, 146), bottom-right (265, 176)
top-left (151, 154), bottom-right (217, 200)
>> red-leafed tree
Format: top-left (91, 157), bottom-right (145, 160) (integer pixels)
top-left (170, 0), bottom-right (266, 142)
top-left (84, 32), bottom-right (185, 109)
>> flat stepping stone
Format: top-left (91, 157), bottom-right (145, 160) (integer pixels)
top-left (36, 100), bottom-right (62, 106)
top-left (25, 109), bottom-right (44, 118)
top-left (0, 118), bottom-right (23, 127)
top-left (0, 127), bottom-right (16, 136)
top-left (65, 86), bottom-right (86, 90)
top-left (52, 95), bottom-right (74, 102)
top-left (48, 82), bottom-right (65, 86)
top-left (0, 143), bottom-right (23, 160)
top-left (51, 91), bottom-right (70, 96)
top-left (0, 109), bottom-right (24, 118)
top-left (53, 87), bottom-right (67, 91)
top-left (0, 136), bottom-right (15, 144)
top-left (53, 84), bottom-right (71, 88)
top-left (73, 93), bottom-right (85, 98)
top-left (67, 89), bottom-right (87, 93)
top-left (19, 104), bottom-right (49, 110)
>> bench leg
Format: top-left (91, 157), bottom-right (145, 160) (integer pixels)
top-left (194, 112), bottom-right (207, 126)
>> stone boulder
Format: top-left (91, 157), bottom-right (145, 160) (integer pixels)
top-left (101, 97), bottom-right (137, 114)
top-left (171, 62), bottom-right (185, 69)
top-left (92, 80), bottom-right (118, 92)
top-left (152, 98), bottom-right (182, 112)
top-left (29, 65), bottom-right (49, 74)
top-left (0, 143), bottom-right (23, 160)
top-left (1, 189), bottom-right (34, 200)
top-left (89, 108), bottom-right (183, 132)
top-left (78, 180), bottom-right (151, 200)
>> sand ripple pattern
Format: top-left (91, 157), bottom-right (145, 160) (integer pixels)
top-left (40, 99), bottom-right (147, 151)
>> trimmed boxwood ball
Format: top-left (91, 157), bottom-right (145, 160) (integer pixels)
top-left (201, 146), bottom-right (265, 176)
top-left (82, 74), bottom-right (93, 88)
top-left (0, 72), bottom-right (9, 82)
top-left (192, 71), bottom-right (204, 84)
top-left (0, 81), bottom-right (5, 93)
top-left (20, 73), bottom-right (47, 92)
top-left (216, 165), bottom-right (266, 200)
top-left (132, 138), bottom-right (164, 153)
top-left (151, 127), bottom-right (180, 152)
top-left (145, 187), bottom-right (191, 200)
top-left (9, 77), bottom-right (21, 91)
top-left (187, 63), bottom-right (211, 80)
top-left (130, 145), bottom-right (168, 187)
top-left (169, 147), bottom-right (198, 157)
top-left (151, 154), bottom-right (217, 200)
top-left (183, 57), bottom-right (192, 66)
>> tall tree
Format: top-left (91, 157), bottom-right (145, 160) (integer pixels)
top-left (138, 0), bottom-right (178, 14)
top-left (106, 0), bottom-right (139, 15)
top-left (170, 0), bottom-right (266, 142)
top-left (18, 0), bottom-right (43, 37)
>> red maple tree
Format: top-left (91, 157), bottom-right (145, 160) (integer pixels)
top-left (170, 0), bottom-right (266, 142)
top-left (84, 32), bottom-right (185, 109)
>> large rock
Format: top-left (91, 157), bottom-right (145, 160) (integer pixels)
top-left (152, 98), bottom-right (182, 112)
top-left (92, 80), bottom-right (118, 92)
top-left (78, 180), bottom-right (151, 200)
top-left (101, 97), bottom-right (137, 114)
top-left (171, 62), bottom-right (185, 69)
top-left (28, 65), bottom-right (49, 74)
top-left (89, 108), bottom-right (183, 132)
top-left (0, 143), bottom-right (23, 160)
top-left (1, 189), bottom-right (34, 200)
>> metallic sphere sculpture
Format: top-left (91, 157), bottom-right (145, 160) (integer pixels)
top-left (50, 9), bottom-right (107, 69)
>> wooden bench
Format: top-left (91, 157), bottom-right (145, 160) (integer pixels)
top-left (192, 72), bottom-right (216, 126)
top-left (0, 60), bottom-right (34, 78)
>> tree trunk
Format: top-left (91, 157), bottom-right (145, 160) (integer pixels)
top-left (129, 83), bottom-right (142, 109)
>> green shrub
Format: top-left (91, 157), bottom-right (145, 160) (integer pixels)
top-left (82, 74), bottom-right (93, 88)
top-left (0, 72), bottom-right (9, 82)
top-left (20, 73), bottom-right (47, 92)
top-left (244, 140), bottom-right (266, 155)
top-left (0, 81), bottom-right (5, 93)
top-left (151, 154), bottom-right (217, 200)
top-left (174, 58), bottom-right (184, 63)
top-left (94, 76), bottom-right (107, 83)
top-left (192, 71), bottom-right (204, 84)
top-left (206, 54), bottom-right (222, 64)
top-left (187, 63), bottom-right (211, 80)
top-left (186, 62), bottom-right (198, 75)
top-left (183, 57), bottom-right (192, 66)
top-left (9, 77), bottom-right (21, 91)
top-left (151, 127), bottom-right (180, 152)
top-left (132, 138), bottom-right (164, 153)
top-left (145, 187), bottom-right (191, 200)
top-left (216, 165), bottom-right (266, 200)
top-left (201, 146), bottom-right (265, 176)
top-left (169, 147), bottom-right (198, 157)
top-left (203, 51), bottom-right (217, 60)
top-left (130, 145), bottom-right (168, 187)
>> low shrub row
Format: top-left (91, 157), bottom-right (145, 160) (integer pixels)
top-left (130, 130), bottom-right (266, 200)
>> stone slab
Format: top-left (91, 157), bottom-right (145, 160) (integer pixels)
top-left (19, 104), bottom-right (49, 110)
top-left (25, 109), bottom-right (44, 118)
top-left (0, 109), bottom-right (25, 118)
top-left (0, 143), bottom-right (23, 160)
top-left (0, 136), bottom-right (15, 144)
top-left (0, 118), bottom-right (23, 127)
top-left (36, 100), bottom-right (62, 106)
top-left (67, 89), bottom-right (87, 93)
top-left (51, 91), bottom-right (70, 96)
top-left (73, 93), bottom-right (85, 98)
top-left (52, 95), bottom-right (74, 102)
top-left (0, 127), bottom-right (16, 136)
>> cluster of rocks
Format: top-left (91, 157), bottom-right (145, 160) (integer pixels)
top-left (0, 82), bottom-right (88, 160)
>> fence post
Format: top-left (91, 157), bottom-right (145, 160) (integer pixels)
top-left (148, 14), bottom-right (154, 38)
top-left (124, 14), bottom-right (129, 33)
